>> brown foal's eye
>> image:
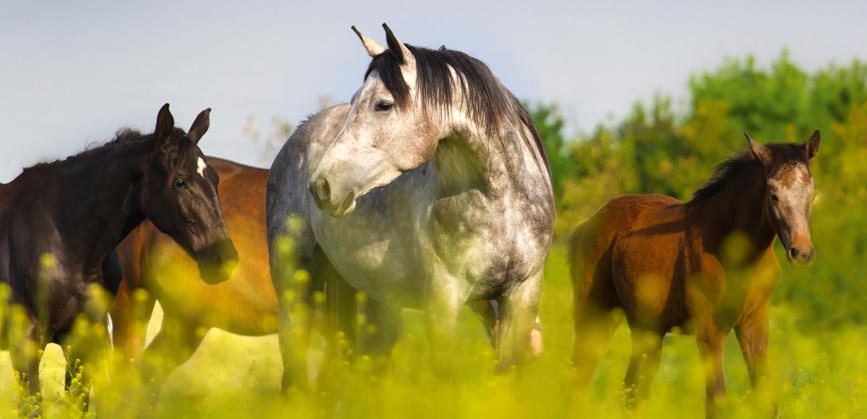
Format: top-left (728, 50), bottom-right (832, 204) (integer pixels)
top-left (173, 178), bottom-right (187, 189)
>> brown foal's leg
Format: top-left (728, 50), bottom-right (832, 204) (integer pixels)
top-left (735, 303), bottom-right (776, 416)
top-left (696, 323), bottom-right (729, 419)
top-left (623, 327), bottom-right (663, 408)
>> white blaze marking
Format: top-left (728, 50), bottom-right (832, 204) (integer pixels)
top-left (197, 157), bottom-right (207, 178)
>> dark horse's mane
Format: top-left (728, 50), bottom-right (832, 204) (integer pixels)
top-left (23, 129), bottom-right (152, 173)
top-left (365, 45), bottom-right (550, 172)
top-left (688, 142), bottom-right (810, 204)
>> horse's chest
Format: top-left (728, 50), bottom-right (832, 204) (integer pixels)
top-left (312, 191), bottom-right (547, 305)
top-left (312, 208), bottom-right (425, 303)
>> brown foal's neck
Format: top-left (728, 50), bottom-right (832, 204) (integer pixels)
top-left (689, 161), bottom-right (777, 262)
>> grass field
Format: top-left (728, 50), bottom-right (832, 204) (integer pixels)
top-left (1, 246), bottom-right (867, 418)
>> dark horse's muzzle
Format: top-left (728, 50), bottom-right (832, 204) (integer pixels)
top-left (195, 237), bottom-right (239, 284)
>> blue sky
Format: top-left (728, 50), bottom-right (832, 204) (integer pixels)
top-left (1, 0), bottom-right (865, 180)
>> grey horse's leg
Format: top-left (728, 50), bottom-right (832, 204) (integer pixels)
top-left (471, 300), bottom-right (544, 356)
top-left (496, 269), bottom-right (543, 372)
top-left (320, 255), bottom-right (401, 382)
top-left (423, 274), bottom-right (465, 377)
top-left (269, 226), bottom-right (315, 393)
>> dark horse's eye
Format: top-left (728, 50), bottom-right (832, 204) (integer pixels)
top-left (375, 101), bottom-right (394, 112)
top-left (173, 178), bottom-right (187, 189)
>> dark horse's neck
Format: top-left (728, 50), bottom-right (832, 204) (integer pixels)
top-left (688, 160), bottom-right (776, 264)
top-left (51, 138), bottom-right (155, 277)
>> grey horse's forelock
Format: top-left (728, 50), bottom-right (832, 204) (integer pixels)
top-left (364, 44), bottom-right (551, 173)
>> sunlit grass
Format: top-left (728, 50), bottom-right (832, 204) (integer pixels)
top-left (1, 247), bottom-right (867, 418)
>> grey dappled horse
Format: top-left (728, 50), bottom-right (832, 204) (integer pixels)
top-left (266, 24), bottom-right (554, 389)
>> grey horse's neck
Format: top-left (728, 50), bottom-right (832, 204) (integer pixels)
top-left (434, 121), bottom-right (551, 202)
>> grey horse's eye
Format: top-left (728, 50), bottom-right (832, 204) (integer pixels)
top-left (375, 101), bottom-right (394, 112)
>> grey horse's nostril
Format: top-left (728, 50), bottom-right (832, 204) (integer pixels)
top-left (309, 177), bottom-right (331, 203)
top-left (317, 178), bottom-right (330, 202)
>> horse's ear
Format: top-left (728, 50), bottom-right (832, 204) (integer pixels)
top-left (745, 132), bottom-right (773, 166)
top-left (154, 103), bottom-right (180, 168)
top-left (187, 108), bottom-right (211, 145)
top-left (382, 23), bottom-right (414, 67)
top-left (352, 26), bottom-right (385, 57)
top-left (805, 130), bottom-right (820, 159)
top-left (154, 103), bottom-right (174, 143)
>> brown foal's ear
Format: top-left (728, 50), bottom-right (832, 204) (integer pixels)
top-left (805, 130), bottom-right (821, 160)
top-left (745, 132), bottom-right (773, 167)
top-left (187, 108), bottom-right (211, 145)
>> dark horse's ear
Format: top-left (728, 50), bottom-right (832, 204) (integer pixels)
top-left (745, 132), bottom-right (773, 167)
top-left (383, 23), bottom-right (413, 66)
top-left (155, 103), bottom-right (174, 142)
top-left (187, 108), bottom-right (211, 145)
top-left (154, 103), bottom-right (180, 167)
top-left (805, 130), bottom-right (821, 160)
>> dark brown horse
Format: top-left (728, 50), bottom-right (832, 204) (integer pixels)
top-left (0, 104), bottom-right (237, 407)
top-left (569, 132), bottom-right (820, 416)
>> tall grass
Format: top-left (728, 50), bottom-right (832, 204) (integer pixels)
top-left (2, 246), bottom-right (866, 418)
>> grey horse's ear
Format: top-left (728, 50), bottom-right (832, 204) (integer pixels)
top-left (382, 23), bottom-right (413, 66)
top-left (805, 130), bottom-right (821, 159)
top-left (745, 132), bottom-right (773, 166)
top-left (351, 25), bottom-right (385, 57)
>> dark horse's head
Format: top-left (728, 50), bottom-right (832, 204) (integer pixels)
top-left (140, 104), bottom-right (238, 283)
top-left (746, 131), bottom-right (820, 265)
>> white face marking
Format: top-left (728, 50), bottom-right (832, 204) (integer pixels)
top-left (196, 157), bottom-right (207, 178)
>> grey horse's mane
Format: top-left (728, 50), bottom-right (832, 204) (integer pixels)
top-left (365, 45), bottom-right (550, 172)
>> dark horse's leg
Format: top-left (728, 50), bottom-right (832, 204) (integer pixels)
top-left (735, 303), bottom-right (776, 415)
top-left (60, 326), bottom-right (112, 412)
top-left (8, 314), bottom-right (43, 399)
